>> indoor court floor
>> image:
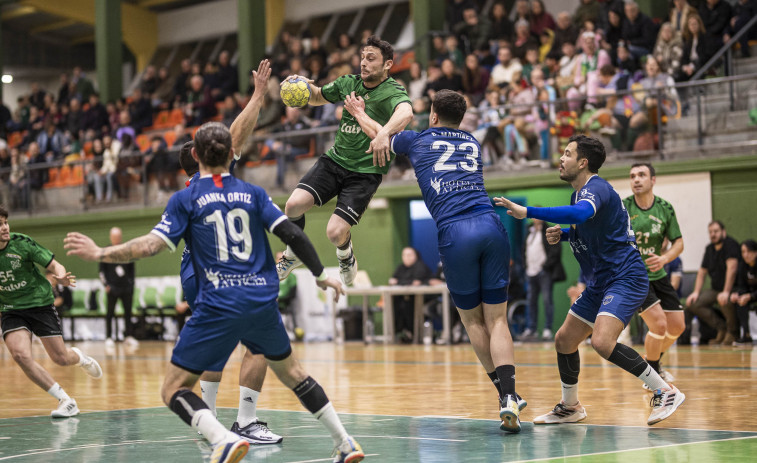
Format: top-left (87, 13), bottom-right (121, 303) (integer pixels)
top-left (1, 341), bottom-right (755, 462)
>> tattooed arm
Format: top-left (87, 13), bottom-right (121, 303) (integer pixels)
top-left (64, 232), bottom-right (168, 263)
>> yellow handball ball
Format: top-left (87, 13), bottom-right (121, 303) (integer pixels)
top-left (280, 77), bottom-right (311, 108)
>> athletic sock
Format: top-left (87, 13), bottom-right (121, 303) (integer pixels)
top-left (236, 386), bottom-right (259, 427)
top-left (336, 234), bottom-right (352, 259)
top-left (290, 214), bottom-right (305, 230)
top-left (47, 383), bottom-right (70, 401)
top-left (170, 390), bottom-right (228, 445)
top-left (647, 358), bottom-right (661, 374)
top-left (607, 343), bottom-right (669, 390)
top-left (561, 381), bottom-right (579, 406)
top-left (200, 380), bottom-right (220, 417)
top-left (315, 402), bottom-right (349, 446)
top-left (638, 365), bottom-right (669, 391)
top-left (487, 371), bottom-right (503, 399)
top-left (294, 377), bottom-right (347, 445)
top-left (557, 351), bottom-right (581, 406)
top-left (495, 365), bottom-right (516, 397)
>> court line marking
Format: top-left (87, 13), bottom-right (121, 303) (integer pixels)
top-left (285, 454), bottom-right (380, 463)
top-left (291, 434), bottom-right (467, 442)
top-left (510, 435), bottom-right (757, 462)
top-left (0, 439), bottom-right (196, 461)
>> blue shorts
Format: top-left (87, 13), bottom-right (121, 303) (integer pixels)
top-left (171, 299), bottom-right (291, 373)
top-left (570, 271), bottom-right (648, 327)
top-left (438, 212), bottom-right (509, 310)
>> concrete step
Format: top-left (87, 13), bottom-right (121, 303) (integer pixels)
top-left (665, 110), bottom-right (752, 135)
top-left (663, 131), bottom-right (754, 150)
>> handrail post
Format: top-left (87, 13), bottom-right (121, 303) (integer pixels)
top-left (727, 48), bottom-right (735, 111)
top-left (696, 89), bottom-right (704, 147)
top-left (655, 88), bottom-right (665, 160)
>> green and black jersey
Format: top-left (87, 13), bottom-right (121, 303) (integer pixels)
top-left (321, 74), bottom-right (411, 175)
top-left (0, 233), bottom-right (55, 311)
top-left (623, 195), bottom-right (682, 281)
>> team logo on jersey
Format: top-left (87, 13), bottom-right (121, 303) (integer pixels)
top-left (205, 268), bottom-right (221, 289)
top-left (364, 94), bottom-right (370, 100)
top-left (430, 177), bottom-right (442, 194)
top-left (578, 189), bottom-right (595, 202)
top-left (340, 124), bottom-right (363, 135)
top-left (155, 213), bottom-right (172, 234)
top-left (651, 223), bottom-right (661, 235)
top-left (649, 214), bottom-right (662, 224)
top-left (602, 295), bottom-right (614, 305)
top-left (10, 259), bottom-right (21, 270)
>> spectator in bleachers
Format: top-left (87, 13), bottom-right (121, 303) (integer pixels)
top-left (221, 95), bottom-right (241, 128)
top-left (306, 56), bottom-right (327, 85)
top-left (264, 107), bottom-right (314, 188)
top-left (616, 42), bottom-right (640, 75)
top-left (99, 135), bottom-right (119, 202)
top-left (600, 4), bottom-right (625, 62)
top-left (475, 42), bottom-right (497, 70)
top-left (489, 1), bottom-right (514, 42)
top-left (409, 98), bottom-right (430, 133)
top-left (454, 6), bottom-right (491, 55)
top-left (442, 35), bottom-right (465, 68)
top-left (521, 47), bottom-right (542, 83)
top-left (597, 0), bottom-right (624, 33)
top-left (447, 0), bottom-right (475, 31)
top-left (85, 137), bottom-right (105, 203)
top-left (473, 88), bottom-right (504, 165)
top-left (529, 0), bottom-right (556, 37)
top-left (621, 1), bottom-right (658, 59)
top-left (514, 0), bottom-right (531, 23)
top-left (0, 147), bottom-right (11, 206)
top-left (46, 103), bottom-right (65, 132)
top-left (36, 120), bottom-right (67, 160)
top-left (13, 96), bottom-right (30, 132)
top-left (9, 147), bottom-right (29, 210)
top-left (514, 19), bottom-right (539, 60)
top-left (29, 82), bottom-right (47, 110)
top-left (679, 13), bottom-right (708, 80)
top-left (407, 62), bottom-right (427, 101)
top-left (725, 0), bottom-right (757, 58)
top-left (115, 133), bottom-right (137, 200)
top-left (173, 59), bottom-right (192, 103)
top-left (72, 67), bottom-right (95, 103)
top-left (574, 0), bottom-right (601, 29)
top-left (26, 106), bottom-right (44, 145)
top-left (538, 29), bottom-right (555, 63)
top-left (129, 88), bottom-right (153, 133)
top-left (203, 60), bottom-right (222, 101)
top-left (26, 142), bottom-right (48, 192)
top-left (388, 247), bottom-right (432, 343)
top-left (556, 41), bottom-right (580, 94)
top-left (66, 98), bottom-right (84, 139)
top-left (83, 93), bottom-right (109, 136)
top-left (171, 123), bottom-right (192, 149)
top-left (490, 45), bottom-right (523, 89)
top-left (731, 239), bottom-right (757, 344)
top-left (529, 67), bottom-right (555, 164)
top-left (431, 34), bottom-right (448, 65)
top-left (335, 33), bottom-right (358, 65)
top-left (462, 53), bottom-right (490, 105)
top-left (307, 35), bottom-right (328, 66)
top-left (105, 101), bottom-right (119, 132)
top-left (184, 74), bottom-right (216, 126)
top-left (146, 135), bottom-right (176, 194)
top-left (699, 0), bottom-right (732, 62)
top-left (153, 66), bottom-right (174, 108)
top-left (636, 56), bottom-right (679, 128)
top-left (57, 73), bottom-right (70, 106)
top-left (436, 58), bottom-right (465, 93)
top-left (567, 31), bottom-right (610, 111)
top-left (654, 23), bottom-right (684, 77)
top-left (140, 65), bottom-right (159, 95)
top-left (671, 0), bottom-right (696, 37)
top-left (553, 11), bottom-right (580, 53)
top-left (115, 110), bottom-right (136, 144)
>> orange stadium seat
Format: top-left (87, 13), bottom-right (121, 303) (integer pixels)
top-left (168, 109), bottom-right (185, 126)
top-left (8, 132), bottom-right (23, 148)
top-left (163, 130), bottom-right (177, 147)
top-left (136, 134), bottom-right (150, 151)
top-left (152, 110), bottom-right (171, 129)
top-left (44, 167), bottom-right (62, 189)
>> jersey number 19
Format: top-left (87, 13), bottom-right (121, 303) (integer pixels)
top-left (204, 208), bottom-right (253, 262)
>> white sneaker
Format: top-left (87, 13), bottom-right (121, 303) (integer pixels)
top-left (660, 369), bottom-right (675, 383)
top-left (210, 434), bottom-right (249, 463)
top-left (124, 336), bottom-right (139, 347)
top-left (499, 394), bottom-right (521, 433)
top-left (104, 338), bottom-right (115, 348)
top-left (338, 250), bottom-right (358, 287)
top-left (534, 401), bottom-right (587, 424)
top-left (542, 328), bottom-right (553, 340)
top-left (332, 436), bottom-right (364, 463)
top-left (72, 347), bottom-right (103, 379)
top-left (647, 386), bottom-right (685, 425)
top-left (276, 253), bottom-right (302, 281)
top-left (51, 398), bottom-right (80, 418)
top-left (231, 420), bottom-right (283, 444)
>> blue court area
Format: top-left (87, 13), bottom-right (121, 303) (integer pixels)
top-left (0, 407), bottom-right (755, 462)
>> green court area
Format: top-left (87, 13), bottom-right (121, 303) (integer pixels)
top-left (0, 408), bottom-right (754, 462)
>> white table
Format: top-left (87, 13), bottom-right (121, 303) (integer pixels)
top-left (343, 284), bottom-right (451, 344)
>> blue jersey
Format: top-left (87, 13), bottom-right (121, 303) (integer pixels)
top-left (568, 175), bottom-right (643, 286)
top-left (152, 172), bottom-right (286, 311)
top-left (391, 128), bottom-right (493, 226)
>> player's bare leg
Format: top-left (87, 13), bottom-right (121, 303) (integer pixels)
top-left (277, 189), bottom-right (316, 280)
top-left (232, 351), bottom-right (282, 444)
top-left (640, 304), bottom-right (670, 387)
top-left (327, 215), bottom-right (358, 286)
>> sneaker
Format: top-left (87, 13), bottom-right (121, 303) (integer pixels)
top-left (72, 347), bottom-right (103, 379)
top-left (210, 435), bottom-right (249, 463)
top-left (51, 398), bottom-right (80, 418)
top-left (276, 253), bottom-right (302, 281)
top-left (231, 420), bottom-right (283, 445)
top-left (542, 328), bottom-right (553, 340)
top-left (734, 336), bottom-right (753, 345)
top-left (124, 336), bottom-right (139, 347)
top-left (338, 252), bottom-right (358, 286)
top-left (659, 369), bottom-right (675, 383)
top-left (104, 338), bottom-right (115, 348)
top-left (534, 401), bottom-right (587, 424)
top-left (647, 386), bottom-right (685, 425)
top-left (519, 328), bottom-right (534, 340)
top-left (499, 394), bottom-right (521, 433)
top-left (332, 436), bottom-right (364, 463)
top-left (515, 392), bottom-right (528, 411)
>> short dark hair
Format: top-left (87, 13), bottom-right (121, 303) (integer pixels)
top-left (0, 205), bottom-right (7, 219)
top-left (431, 90), bottom-right (467, 127)
top-left (742, 239), bottom-right (757, 252)
top-left (179, 141), bottom-right (199, 177)
top-left (709, 220), bottom-right (725, 230)
top-left (599, 64), bottom-right (616, 77)
top-left (194, 122), bottom-right (232, 168)
top-left (569, 134), bottom-right (605, 173)
top-left (362, 35), bottom-right (394, 62)
top-left (631, 162), bottom-right (655, 177)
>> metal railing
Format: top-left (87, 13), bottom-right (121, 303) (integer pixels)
top-left (691, 13), bottom-right (757, 82)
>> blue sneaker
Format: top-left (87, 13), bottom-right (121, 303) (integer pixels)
top-left (210, 436), bottom-right (249, 463)
top-left (332, 436), bottom-right (364, 463)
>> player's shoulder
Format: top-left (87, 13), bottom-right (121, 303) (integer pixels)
top-left (653, 195), bottom-right (677, 213)
top-left (10, 232), bottom-right (36, 245)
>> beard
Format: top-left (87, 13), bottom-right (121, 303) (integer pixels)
top-left (559, 170), bottom-right (577, 183)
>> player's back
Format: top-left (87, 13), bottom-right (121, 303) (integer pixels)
top-left (392, 127), bottom-right (493, 226)
top-left (569, 176), bottom-right (645, 286)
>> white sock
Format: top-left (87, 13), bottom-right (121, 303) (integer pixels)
top-left (191, 409), bottom-right (229, 445)
top-left (236, 386), bottom-right (259, 427)
top-left (336, 242), bottom-right (352, 259)
top-left (47, 383), bottom-right (70, 401)
top-left (200, 381), bottom-right (220, 417)
top-left (314, 402), bottom-right (349, 446)
top-left (638, 365), bottom-right (669, 392)
top-left (560, 381), bottom-right (579, 406)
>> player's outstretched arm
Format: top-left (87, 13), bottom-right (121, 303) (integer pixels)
top-left (230, 59), bottom-right (271, 151)
top-left (344, 92), bottom-right (382, 139)
top-left (64, 232), bottom-right (168, 264)
top-left (280, 75), bottom-right (329, 106)
top-left (368, 102), bottom-right (413, 167)
top-left (493, 197), bottom-right (527, 219)
top-left (271, 220), bottom-right (345, 302)
top-left (46, 259), bottom-right (76, 288)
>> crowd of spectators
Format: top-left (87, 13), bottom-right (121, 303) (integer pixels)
top-left (1, 0), bottom-right (755, 208)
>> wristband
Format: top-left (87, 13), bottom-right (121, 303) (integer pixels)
top-left (316, 271), bottom-right (328, 282)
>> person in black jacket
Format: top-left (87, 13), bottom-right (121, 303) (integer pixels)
top-left (389, 247), bottom-right (432, 343)
top-left (730, 239), bottom-right (757, 344)
top-left (699, 0), bottom-right (732, 60)
top-left (725, 0), bottom-right (757, 58)
top-left (621, 1), bottom-right (658, 59)
top-left (522, 217), bottom-right (566, 340)
top-left (99, 227), bottom-right (137, 346)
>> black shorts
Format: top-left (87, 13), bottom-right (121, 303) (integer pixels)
top-left (1, 305), bottom-right (63, 338)
top-left (296, 155), bottom-right (382, 226)
top-left (638, 276), bottom-right (684, 314)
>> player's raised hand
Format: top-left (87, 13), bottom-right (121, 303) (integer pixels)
top-left (63, 232), bottom-right (102, 262)
top-left (546, 225), bottom-right (562, 245)
top-left (367, 132), bottom-right (391, 167)
top-left (280, 74), bottom-right (314, 86)
top-left (493, 197), bottom-right (527, 219)
top-left (252, 59), bottom-right (271, 98)
top-left (344, 92), bottom-right (365, 117)
top-left (316, 276), bottom-right (346, 303)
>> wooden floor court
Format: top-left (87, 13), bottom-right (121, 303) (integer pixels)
top-left (1, 340), bottom-right (756, 462)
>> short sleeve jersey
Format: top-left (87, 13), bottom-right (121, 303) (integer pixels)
top-left (321, 75), bottom-right (411, 175)
top-left (391, 128), bottom-right (493, 226)
top-left (569, 175), bottom-right (643, 286)
top-left (701, 236), bottom-right (740, 292)
top-left (623, 195), bottom-right (682, 281)
top-left (152, 174), bottom-right (286, 311)
top-left (0, 233), bottom-right (55, 311)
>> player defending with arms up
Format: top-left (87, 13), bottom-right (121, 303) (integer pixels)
top-left (0, 206), bottom-right (102, 418)
top-left (344, 89), bottom-right (524, 432)
top-left (276, 35), bottom-right (413, 286)
top-left (495, 135), bottom-right (685, 426)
